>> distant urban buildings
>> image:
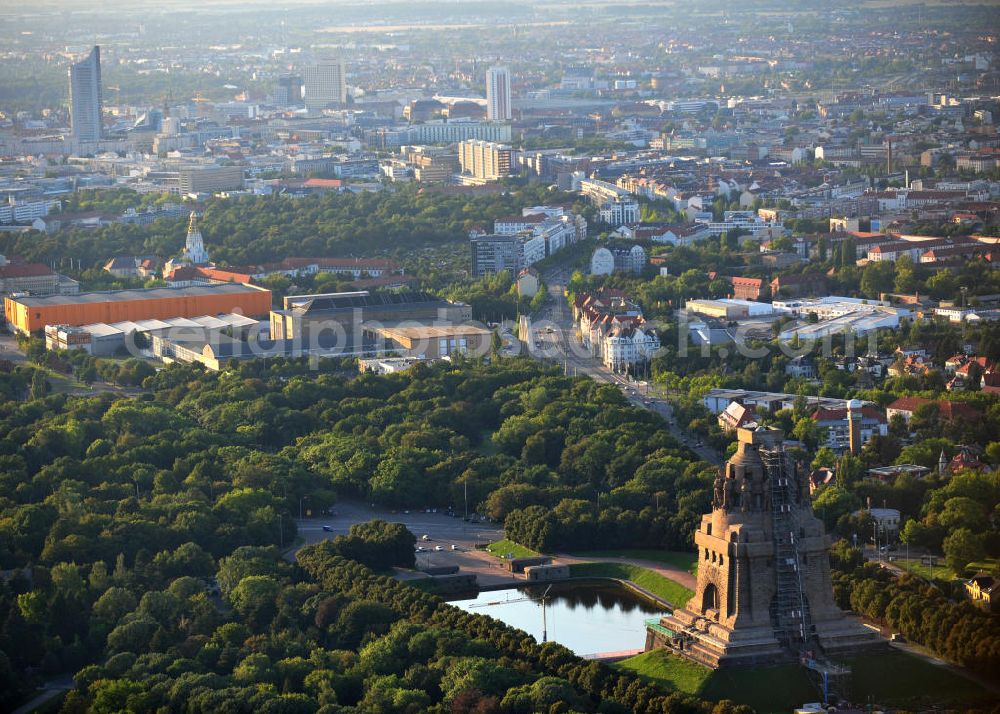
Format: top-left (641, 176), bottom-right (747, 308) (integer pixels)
top-left (177, 165), bottom-right (245, 194)
top-left (69, 46), bottom-right (103, 145)
top-left (4, 283), bottom-right (271, 335)
top-left (572, 290), bottom-right (659, 372)
top-left (470, 233), bottom-right (543, 278)
top-left (0, 254), bottom-right (78, 296)
top-left (486, 66), bottom-right (512, 122)
top-left (459, 140), bottom-right (513, 181)
top-left (577, 178), bottom-right (640, 227)
top-left (471, 206), bottom-right (585, 277)
top-left (304, 57), bottom-right (347, 113)
top-left (590, 245), bottom-right (647, 276)
top-left (275, 74), bottom-right (304, 106)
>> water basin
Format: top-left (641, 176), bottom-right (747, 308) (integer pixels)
top-left (448, 583), bottom-right (666, 657)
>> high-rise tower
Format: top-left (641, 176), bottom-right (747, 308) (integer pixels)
top-left (303, 58), bottom-right (347, 113)
top-left (69, 46), bottom-right (103, 145)
top-left (486, 66), bottom-right (512, 122)
top-left (647, 426), bottom-right (881, 668)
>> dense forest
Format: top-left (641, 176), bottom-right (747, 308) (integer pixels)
top-left (37, 542), bottom-right (752, 714)
top-left (0, 185), bottom-right (593, 274)
top-left (0, 356), bottom-right (717, 710)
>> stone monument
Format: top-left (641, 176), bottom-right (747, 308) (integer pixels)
top-left (646, 425), bottom-right (882, 667)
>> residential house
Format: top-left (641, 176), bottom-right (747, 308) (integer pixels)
top-left (885, 396), bottom-right (981, 424)
top-left (808, 468), bottom-right (836, 494)
top-left (729, 276), bottom-right (765, 301)
top-left (770, 273), bottom-right (828, 298)
top-left (516, 268), bottom-right (540, 298)
top-left (785, 355), bottom-right (816, 379)
top-left (965, 574), bottom-right (997, 610)
top-left (718, 402), bottom-right (756, 432)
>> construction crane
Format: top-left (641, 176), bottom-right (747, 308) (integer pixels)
top-left (469, 585), bottom-right (554, 642)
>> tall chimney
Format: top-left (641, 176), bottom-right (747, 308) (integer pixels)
top-left (847, 399), bottom-right (863, 456)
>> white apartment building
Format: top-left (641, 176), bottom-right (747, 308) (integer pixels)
top-left (304, 58), bottom-right (347, 113)
top-left (459, 140), bottom-right (513, 180)
top-left (602, 324), bottom-right (661, 372)
top-left (0, 198), bottom-right (60, 224)
top-left (486, 66), bottom-right (512, 122)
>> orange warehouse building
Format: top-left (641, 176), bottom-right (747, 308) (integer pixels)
top-left (5, 283), bottom-right (272, 335)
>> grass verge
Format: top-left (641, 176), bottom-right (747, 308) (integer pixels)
top-left (893, 558), bottom-right (955, 580)
top-left (568, 562), bottom-right (693, 607)
top-left (616, 649), bottom-right (713, 693)
top-left (486, 539), bottom-right (539, 559)
top-left (615, 648), bottom-right (994, 714)
top-left (570, 549), bottom-right (698, 574)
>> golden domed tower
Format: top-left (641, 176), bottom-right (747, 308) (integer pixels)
top-left (647, 426), bottom-right (882, 667)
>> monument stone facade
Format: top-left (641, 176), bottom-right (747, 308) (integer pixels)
top-left (646, 425), bottom-right (882, 667)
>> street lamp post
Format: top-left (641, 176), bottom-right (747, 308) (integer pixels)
top-left (299, 495), bottom-right (309, 520)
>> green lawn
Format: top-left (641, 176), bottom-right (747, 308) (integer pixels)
top-left (486, 539), bottom-right (539, 559)
top-left (843, 651), bottom-right (996, 711)
top-left (570, 549), bottom-right (698, 575)
top-left (965, 558), bottom-right (999, 576)
top-left (615, 648), bottom-right (993, 714)
top-left (568, 562), bottom-right (693, 607)
top-left (893, 557), bottom-right (956, 581)
top-left (616, 649), bottom-right (713, 692)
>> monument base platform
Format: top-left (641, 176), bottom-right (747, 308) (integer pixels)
top-left (645, 610), bottom-right (885, 669)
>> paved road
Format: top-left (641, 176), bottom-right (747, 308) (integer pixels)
top-left (292, 500), bottom-right (503, 554)
top-left (0, 333), bottom-right (26, 362)
top-left (11, 676), bottom-right (73, 714)
top-left (529, 266), bottom-right (722, 466)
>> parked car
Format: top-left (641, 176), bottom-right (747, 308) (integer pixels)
top-left (434, 545), bottom-right (444, 551)
top-left (451, 544), bottom-right (458, 550)
top-left (321, 525), bottom-right (333, 532)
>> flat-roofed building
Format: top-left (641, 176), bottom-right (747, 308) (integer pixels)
top-left (685, 299), bottom-right (749, 320)
top-left (269, 290), bottom-right (471, 344)
top-left (458, 140), bottom-right (513, 180)
top-left (178, 165), bottom-right (244, 194)
top-left (364, 323), bottom-right (492, 359)
top-left (5, 283), bottom-right (271, 335)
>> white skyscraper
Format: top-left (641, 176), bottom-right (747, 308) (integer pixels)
top-left (486, 66), bottom-right (512, 122)
top-left (303, 58), bottom-right (347, 113)
top-left (69, 46), bottom-right (103, 144)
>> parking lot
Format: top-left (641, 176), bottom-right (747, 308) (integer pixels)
top-left (292, 499), bottom-right (521, 585)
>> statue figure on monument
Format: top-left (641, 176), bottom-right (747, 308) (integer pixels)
top-left (724, 475), bottom-right (736, 510)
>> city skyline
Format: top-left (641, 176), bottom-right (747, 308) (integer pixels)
top-left (68, 45), bottom-right (102, 145)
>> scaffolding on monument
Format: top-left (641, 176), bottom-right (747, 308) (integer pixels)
top-left (763, 445), bottom-right (851, 705)
top-left (762, 446), bottom-right (810, 649)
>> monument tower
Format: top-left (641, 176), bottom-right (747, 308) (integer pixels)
top-left (647, 425), bottom-right (881, 668)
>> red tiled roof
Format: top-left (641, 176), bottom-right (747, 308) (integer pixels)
top-left (0, 262), bottom-right (55, 279)
top-left (302, 178), bottom-right (343, 188)
top-left (886, 396), bottom-right (980, 420)
top-left (198, 267), bottom-right (254, 283)
top-left (811, 406), bottom-right (886, 423)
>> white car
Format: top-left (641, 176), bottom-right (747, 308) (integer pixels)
top-left (434, 545), bottom-right (444, 551)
